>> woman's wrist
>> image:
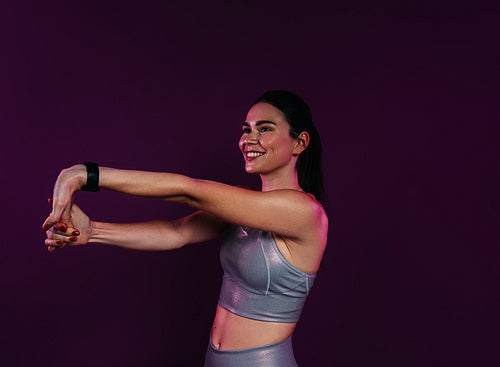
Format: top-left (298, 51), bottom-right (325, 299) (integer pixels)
top-left (87, 220), bottom-right (98, 245)
top-left (81, 162), bottom-right (100, 192)
top-left (87, 221), bottom-right (116, 246)
top-left (61, 164), bottom-right (88, 191)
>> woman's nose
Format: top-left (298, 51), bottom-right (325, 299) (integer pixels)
top-left (245, 130), bottom-right (259, 144)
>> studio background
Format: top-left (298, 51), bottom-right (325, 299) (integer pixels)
top-left (0, 1), bottom-right (497, 366)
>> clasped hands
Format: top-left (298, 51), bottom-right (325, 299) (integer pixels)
top-left (43, 199), bottom-right (92, 252)
top-left (42, 165), bottom-right (92, 252)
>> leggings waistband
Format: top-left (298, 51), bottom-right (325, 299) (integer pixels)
top-left (204, 330), bottom-right (298, 367)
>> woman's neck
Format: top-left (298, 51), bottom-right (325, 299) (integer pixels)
top-left (260, 167), bottom-right (301, 192)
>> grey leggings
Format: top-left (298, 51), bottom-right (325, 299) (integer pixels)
top-left (203, 333), bottom-right (298, 367)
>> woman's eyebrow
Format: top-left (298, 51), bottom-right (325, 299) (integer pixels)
top-left (242, 120), bottom-right (277, 127)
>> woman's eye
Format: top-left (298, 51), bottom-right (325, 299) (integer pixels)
top-left (259, 126), bottom-right (271, 133)
top-left (242, 128), bottom-right (251, 134)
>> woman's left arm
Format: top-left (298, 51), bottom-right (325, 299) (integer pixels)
top-left (43, 164), bottom-right (325, 240)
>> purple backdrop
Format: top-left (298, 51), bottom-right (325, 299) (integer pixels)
top-left (1, 1), bottom-right (497, 366)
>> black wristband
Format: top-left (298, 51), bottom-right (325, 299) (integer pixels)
top-left (81, 162), bottom-right (100, 192)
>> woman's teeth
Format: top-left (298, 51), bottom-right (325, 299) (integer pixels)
top-left (246, 152), bottom-right (265, 158)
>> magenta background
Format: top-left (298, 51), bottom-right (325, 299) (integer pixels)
top-left (0, 1), bottom-right (498, 366)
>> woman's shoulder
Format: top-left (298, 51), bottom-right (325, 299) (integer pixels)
top-left (269, 189), bottom-right (328, 233)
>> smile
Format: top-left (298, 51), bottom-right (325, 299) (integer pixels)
top-left (246, 151), bottom-right (265, 158)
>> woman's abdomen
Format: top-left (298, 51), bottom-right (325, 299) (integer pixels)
top-left (211, 305), bottom-right (296, 351)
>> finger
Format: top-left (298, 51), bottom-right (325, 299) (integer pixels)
top-left (47, 231), bottom-right (75, 242)
top-left (45, 238), bottom-right (65, 247)
top-left (56, 222), bottom-right (68, 232)
top-left (49, 195), bottom-right (72, 229)
top-left (48, 246), bottom-right (56, 253)
top-left (52, 225), bottom-right (80, 236)
top-left (43, 199), bottom-right (57, 231)
top-left (42, 214), bottom-right (59, 232)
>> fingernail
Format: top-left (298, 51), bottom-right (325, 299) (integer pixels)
top-left (56, 240), bottom-right (63, 245)
top-left (72, 231), bottom-right (80, 236)
top-left (70, 237), bottom-right (77, 242)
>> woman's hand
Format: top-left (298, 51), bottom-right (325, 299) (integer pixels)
top-left (42, 165), bottom-right (87, 232)
top-left (45, 201), bottom-right (93, 252)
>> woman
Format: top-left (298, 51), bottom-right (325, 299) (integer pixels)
top-left (43, 90), bottom-right (329, 366)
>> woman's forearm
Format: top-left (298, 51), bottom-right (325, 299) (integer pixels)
top-left (66, 164), bottom-right (193, 202)
top-left (89, 220), bottom-right (187, 251)
top-left (98, 167), bottom-right (192, 201)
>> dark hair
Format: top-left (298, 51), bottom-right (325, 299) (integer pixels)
top-left (254, 90), bottom-right (326, 207)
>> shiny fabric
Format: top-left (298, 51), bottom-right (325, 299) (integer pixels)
top-left (204, 333), bottom-right (298, 367)
top-left (218, 225), bottom-right (316, 322)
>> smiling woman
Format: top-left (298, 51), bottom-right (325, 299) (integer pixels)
top-left (250, 91), bottom-right (326, 206)
top-left (240, 103), bottom-right (308, 181)
top-left (43, 90), bottom-right (328, 367)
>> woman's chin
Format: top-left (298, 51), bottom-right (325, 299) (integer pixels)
top-left (244, 164), bottom-right (260, 175)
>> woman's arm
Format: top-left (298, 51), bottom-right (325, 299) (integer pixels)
top-left (42, 165), bottom-right (191, 233)
top-left (90, 211), bottom-right (229, 250)
top-left (44, 164), bottom-right (325, 241)
top-left (45, 203), bottom-right (229, 251)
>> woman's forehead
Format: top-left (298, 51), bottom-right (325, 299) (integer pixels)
top-left (245, 102), bottom-right (287, 125)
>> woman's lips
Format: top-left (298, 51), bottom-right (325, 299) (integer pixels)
top-left (244, 150), bottom-right (266, 161)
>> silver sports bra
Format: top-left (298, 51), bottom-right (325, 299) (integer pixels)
top-left (217, 225), bottom-right (317, 323)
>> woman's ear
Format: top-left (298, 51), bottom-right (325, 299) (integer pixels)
top-left (293, 131), bottom-right (310, 155)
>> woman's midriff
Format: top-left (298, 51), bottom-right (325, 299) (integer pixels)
top-left (211, 305), bottom-right (296, 351)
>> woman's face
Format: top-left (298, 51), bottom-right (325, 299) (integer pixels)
top-left (239, 102), bottom-right (299, 175)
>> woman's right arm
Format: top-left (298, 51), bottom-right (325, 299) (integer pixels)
top-left (45, 204), bottom-right (229, 251)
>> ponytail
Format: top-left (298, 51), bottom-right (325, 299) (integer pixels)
top-left (296, 124), bottom-right (326, 207)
